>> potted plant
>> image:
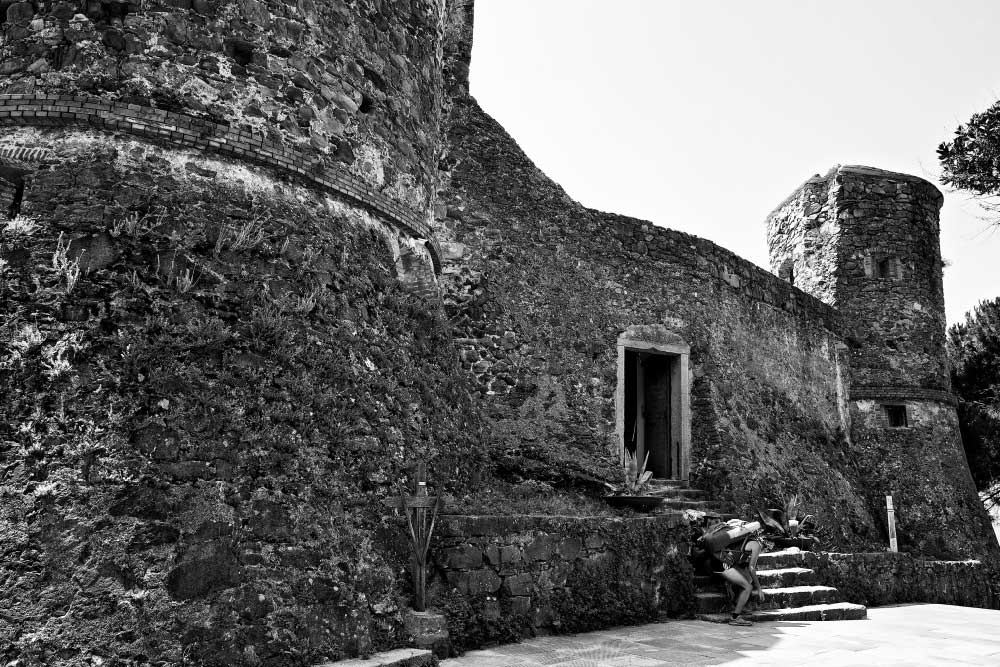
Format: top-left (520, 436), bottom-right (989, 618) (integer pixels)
top-left (757, 493), bottom-right (820, 550)
top-left (603, 450), bottom-right (664, 512)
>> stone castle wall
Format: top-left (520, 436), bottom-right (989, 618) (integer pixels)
top-left (436, 8), bottom-right (996, 559)
top-left (0, 2), bottom-right (485, 665)
top-left (1, 0), bottom-right (998, 663)
top-left (0, 124), bottom-right (487, 665)
top-left (438, 98), bottom-right (919, 552)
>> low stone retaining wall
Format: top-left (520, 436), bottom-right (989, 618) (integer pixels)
top-left (801, 551), bottom-right (1000, 609)
top-left (427, 514), bottom-right (695, 651)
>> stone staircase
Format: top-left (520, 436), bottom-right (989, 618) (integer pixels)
top-left (695, 548), bottom-right (867, 623)
top-left (646, 478), bottom-right (733, 515)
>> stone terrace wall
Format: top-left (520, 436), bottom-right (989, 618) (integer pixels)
top-left (437, 97), bottom-right (915, 552)
top-left (427, 514), bottom-right (695, 651)
top-left (802, 551), bottom-right (1000, 609)
top-left (0, 0), bottom-right (449, 210)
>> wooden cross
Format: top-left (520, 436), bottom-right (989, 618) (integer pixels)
top-left (382, 462), bottom-right (442, 611)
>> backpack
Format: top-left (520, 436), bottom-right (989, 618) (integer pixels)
top-left (698, 522), bottom-right (732, 552)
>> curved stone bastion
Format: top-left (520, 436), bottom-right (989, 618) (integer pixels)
top-left (0, 1), bottom-right (483, 665)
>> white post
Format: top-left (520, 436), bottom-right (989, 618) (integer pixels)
top-left (886, 495), bottom-right (898, 552)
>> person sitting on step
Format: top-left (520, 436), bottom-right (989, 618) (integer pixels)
top-left (696, 518), bottom-right (766, 626)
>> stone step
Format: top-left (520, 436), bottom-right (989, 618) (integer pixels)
top-left (694, 584), bottom-right (837, 614)
top-left (755, 566), bottom-right (818, 588)
top-left (646, 486), bottom-right (707, 499)
top-left (758, 585), bottom-right (840, 609)
top-left (647, 478), bottom-right (687, 489)
top-left (314, 648), bottom-right (435, 667)
top-left (697, 567), bottom-right (817, 593)
top-left (749, 601), bottom-right (867, 622)
top-left (698, 601), bottom-right (867, 624)
top-left (756, 549), bottom-right (813, 569)
top-left (658, 498), bottom-right (730, 511)
top-left (694, 591), bottom-right (730, 614)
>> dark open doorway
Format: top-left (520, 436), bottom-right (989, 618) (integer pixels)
top-left (623, 349), bottom-right (672, 479)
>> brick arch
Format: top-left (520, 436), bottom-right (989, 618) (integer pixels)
top-left (0, 94), bottom-right (441, 271)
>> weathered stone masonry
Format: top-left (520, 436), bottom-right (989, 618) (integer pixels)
top-left (437, 79), bottom-right (996, 560)
top-left (1, 0), bottom-right (999, 663)
top-left (767, 165), bottom-right (990, 557)
top-left (0, 1), bottom-right (474, 665)
top-left (0, 94), bottom-right (442, 269)
top-left (428, 514), bottom-right (695, 651)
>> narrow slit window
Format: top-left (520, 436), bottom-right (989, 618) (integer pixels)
top-left (884, 404), bottom-right (908, 428)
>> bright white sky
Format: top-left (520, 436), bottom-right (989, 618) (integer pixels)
top-left (469, 0), bottom-right (1000, 326)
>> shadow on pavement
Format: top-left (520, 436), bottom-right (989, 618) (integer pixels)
top-left (442, 617), bottom-right (813, 666)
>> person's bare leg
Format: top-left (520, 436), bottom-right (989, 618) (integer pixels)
top-left (745, 540), bottom-right (764, 602)
top-left (720, 568), bottom-right (752, 616)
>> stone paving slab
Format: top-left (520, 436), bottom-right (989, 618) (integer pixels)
top-left (441, 604), bottom-right (1000, 666)
top-left (317, 648), bottom-right (434, 667)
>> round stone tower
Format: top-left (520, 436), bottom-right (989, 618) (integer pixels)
top-left (0, 2), bottom-right (482, 664)
top-left (768, 165), bottom-right (995, 557)
top-left (769, 165), bottom-right (949, 393)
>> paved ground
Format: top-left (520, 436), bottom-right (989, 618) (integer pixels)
top-left (440, 604), bottom-right (1000, 666)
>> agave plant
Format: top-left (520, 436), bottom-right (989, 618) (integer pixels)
top-left (615, 449), bottom-right (653, 495)
top-left (757, 493), bottom-right (819, 539)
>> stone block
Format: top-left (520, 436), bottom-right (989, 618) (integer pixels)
top-left (480, 597), bottom-right (501, 620)
top-left (556, 537), bottom-right (583, 560)
top-left (440, 544), bottom-right (482, 570)
top-left (402, 608), bottom-right (450, 657)
top-left (447, 568), bottom-right (501, 596)
top-left (532, 603), bottom-right (554, 628)
top-left (483, 544), bottom-right (501, 566)
top-left (508, 595), bottom-right (532, 616)
top-left (546, 562), bottom-right (572, 587)
top-left (67, 232), bottom-right (120, 273)
top-left (499, 544), bottom-right (522, 564)
top-left (165, 544), bottom-right (239, 600)
top-left (524, 534), bottom-right (556, 561)
top-left (503, 572), bottom-right (533, 597)
top-left (160, 461), bottom-right (214, 481)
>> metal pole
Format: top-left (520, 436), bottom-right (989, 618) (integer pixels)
top-left (886, 495), bottom-right (898, 552)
